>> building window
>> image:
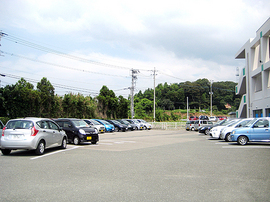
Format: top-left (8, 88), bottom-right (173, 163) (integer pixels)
top-left (244, 95), bottom-right (246, 103)
top-left (243, 68), bottom-right (245, 76)
top-left (266, 108), bottom-right (270, 117)
top-left (253, 74), bottom-right (262, 92)
top-left (253, 109), bottom-right (263, 118)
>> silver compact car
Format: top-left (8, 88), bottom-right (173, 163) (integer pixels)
top-left (0, 118), bottom-right (67, 155)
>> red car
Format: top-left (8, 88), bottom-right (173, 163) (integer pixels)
top-left (189, 116), bottom-right (199, 120)
top-left (217, 116), bottom-right (227, 120)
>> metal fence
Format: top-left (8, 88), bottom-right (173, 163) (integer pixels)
top-left (149, 122), bottom-right (186, 130)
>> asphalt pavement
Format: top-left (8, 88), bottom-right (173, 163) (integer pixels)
top-left (1, 129), bottom-right (269, 202)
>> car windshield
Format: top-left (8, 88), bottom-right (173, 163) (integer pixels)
top-left (112, 120), bottom-right (121, 124)
top-left (236, 119), bottom-right (253, 127)
top-left (100, 120), bottom-right (110, 125)
top-left (6, 120), bottom-right (34, 129)
top-left (243, 119), bottom-right (258, 127)
top-left (121, 120), bottom-right (129, 124)
top-left (91, 120), bottom-right (101, 125)
top-left (72, 120), bottom-right (89, 128)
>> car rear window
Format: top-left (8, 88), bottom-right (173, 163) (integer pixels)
top-left (6, 120), bottom-right (34, 129)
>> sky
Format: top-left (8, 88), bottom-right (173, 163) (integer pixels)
top-left (0, 0), bottom-right (269, 98)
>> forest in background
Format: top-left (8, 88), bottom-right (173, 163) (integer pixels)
top-left (0, 77), bottom-right (240, 124)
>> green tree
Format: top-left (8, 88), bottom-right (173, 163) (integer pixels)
top-left (37, 77), bottom-right (55, 117)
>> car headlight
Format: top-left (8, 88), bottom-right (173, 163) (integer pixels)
top-left (79, 129), bottom-right (86, 134)
top-left (232, 131), bottom-right (235, 134)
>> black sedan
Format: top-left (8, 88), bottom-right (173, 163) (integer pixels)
top-left (54, 118), bottom-right (99, 145)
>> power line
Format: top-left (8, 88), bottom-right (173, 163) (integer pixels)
top-left (1, 72), bottom-right (100, 95)
top-left (2, 33), bottom-right (132, 70)
top-left (1, 51), bottom-right (129, 78)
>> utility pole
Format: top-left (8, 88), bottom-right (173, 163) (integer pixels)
top-left (130, 69), bottom-right (139, 118)
top-left (187, 97), bottom-right (189, 120)
top-left (153, 67), bottom-right (157, 122)
top-left (209, 80), bottom-right (213, 117)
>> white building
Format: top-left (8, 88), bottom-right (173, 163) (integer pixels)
top-left (235, 17), bottom-right (270, 118)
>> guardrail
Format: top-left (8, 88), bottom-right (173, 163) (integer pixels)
top-left (149, 122), bottom-right (186, 130)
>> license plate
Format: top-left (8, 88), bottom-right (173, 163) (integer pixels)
top-left (11, 135), bottom-right (23, 139)
top-left (101, 130), bottom-right (104, 132)
top-left (87, 136), bottom-right (92, 140)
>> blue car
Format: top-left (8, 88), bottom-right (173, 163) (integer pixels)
top-left (93, 119), bottom-right (115, 132)
top-left (230, 118), bottom-right (270, 145)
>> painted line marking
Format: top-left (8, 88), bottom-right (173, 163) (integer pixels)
top-left (30, 146), bottom-right (80, 160)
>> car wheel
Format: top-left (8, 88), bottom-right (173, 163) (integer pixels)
top-left (73, 136), bottom-right (80, 145)
top-left (225, 133), bottom-right (231, 142)
top-left (115, 127), bottom-right (119, 132)
top-left (237, 136), bottom-right (248, 145)
top-left (35, 140), bottom-right (45, 155)
top-left (205, 129), bottom-right (210, 135)
top-left (144, 126), bottom-right (147, 130)
top-left (1, 149), bottom-right (11, 155)
top-left (91, 141), bottom-right (97, 144)
top-left (60, 138), bottom-right (67, 149)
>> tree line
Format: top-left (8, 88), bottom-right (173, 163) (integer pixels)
top-left (0, 77), bottom-right (240, 123)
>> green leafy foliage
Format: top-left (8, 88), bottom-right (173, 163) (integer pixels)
top-left (0, 77), bottom-right (239, 121)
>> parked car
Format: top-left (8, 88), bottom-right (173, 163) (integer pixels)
top-left (185, 120), bottom-right (196, 131)
top-left (217, 116), bottom-right (227, 121)
top-left (220, 118), bottom-right (254, 142)
top-left (0, 117), bottom-right (67, 155)
top-left (125, 119), bottom-right (144, 130)
top-left (117, 119), bottom-right (137, 131)
top-left (54, 118), bottom-right (99, 145)
top-left (230, 118), bottom-right (270, 145)
top-left (199, 115), bottom-right (209, 120)
top-left (84, 119), bottom-right (105, 133)
top-left (209, 116), bottom-right (217, 122)
top-left (209, 119), bottom-right (239, 139)
top-left (194, 120), bottom-right (213, 131)
top-left (189, 116), bottom-right (199, 120)
top-left (93, 119), bottom-right (115, 132)
top-left (198, 119), bottom-right (227, 135)
top-left (106, 120), bottom-right (128, 132)
top-left (135, 119), bottom-right (152, 130)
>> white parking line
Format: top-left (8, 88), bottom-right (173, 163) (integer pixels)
top-left (30, 146), bottom-right (80, 160)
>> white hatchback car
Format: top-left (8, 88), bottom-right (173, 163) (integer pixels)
top-left (210, 119), bottom-right (240, 139)
top-left (0, 117), bottom-right (67, 155)
top-left (220, 118), bottom-right (255, 141)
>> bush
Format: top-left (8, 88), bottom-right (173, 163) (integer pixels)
top-left (0, 117), bottom-right (10, 125)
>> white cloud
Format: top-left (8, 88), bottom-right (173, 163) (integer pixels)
top-left (0, 0), bottom-right (269, 97)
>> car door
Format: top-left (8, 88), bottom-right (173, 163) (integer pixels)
top-left (61, 121), bottom-right (75, 142)
top-left (37, 120), bottom-right (54, 147)
top-left (46, 120), bottom-right (63, 146)
top-left (250, 119), bottom-right (270, 141)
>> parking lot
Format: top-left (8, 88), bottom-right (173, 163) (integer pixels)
top-left (1, 129), bottom-right (270, 201)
